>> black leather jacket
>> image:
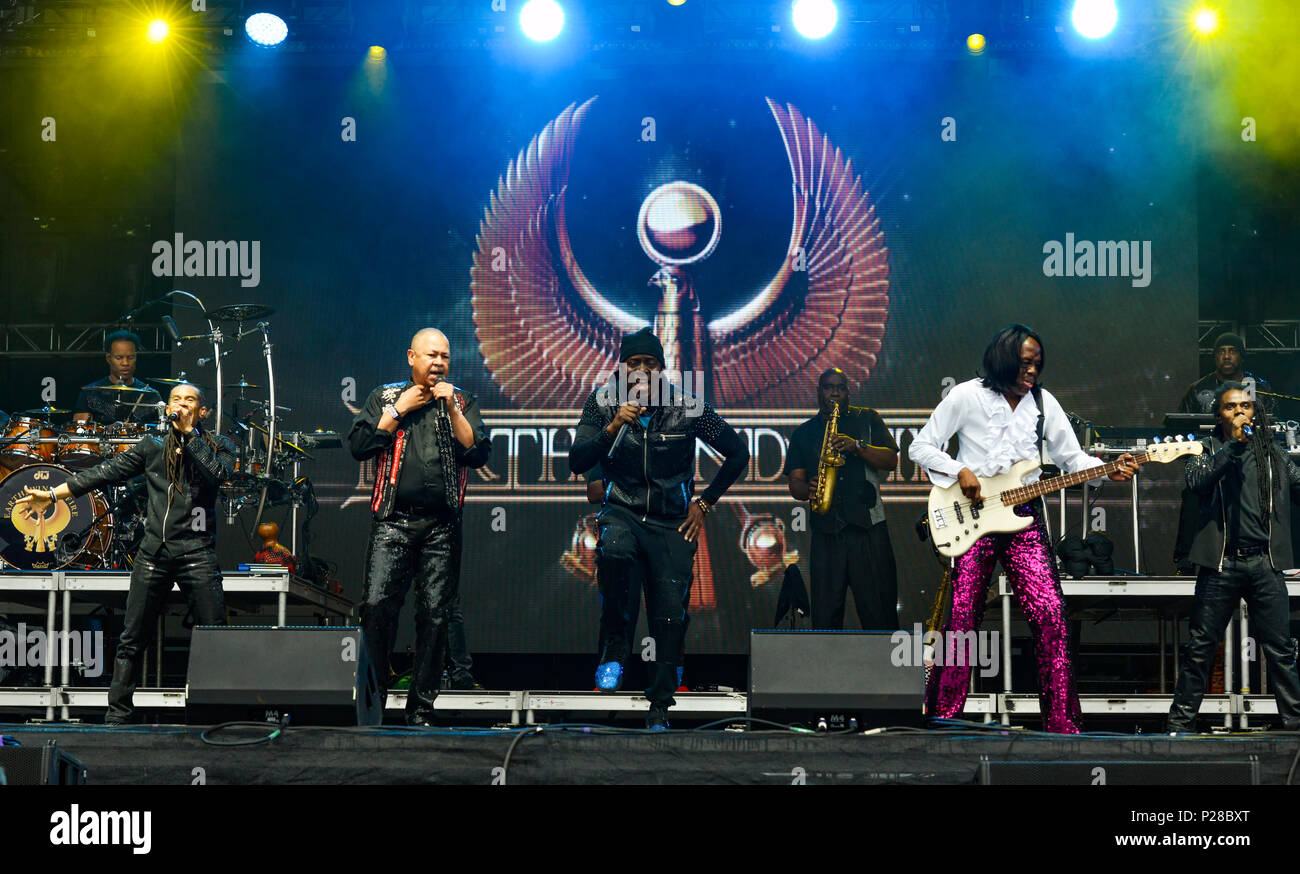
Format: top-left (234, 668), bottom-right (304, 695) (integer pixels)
top-left (1185, 432), bottom-right (1300, 572)
top-left (568, 387), bottom-right (749, 524)
top-left (67, 426), bottom-right (236, 555)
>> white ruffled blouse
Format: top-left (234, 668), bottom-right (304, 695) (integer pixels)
top-left (908, 378), bottom-right (1103, 488)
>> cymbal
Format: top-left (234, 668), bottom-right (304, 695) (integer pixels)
top-left (146, 377), bottom-right (199, 388)
top-left (19, 406), bottom-right (69, 416)
top-left (206, 304), bottom-right (274, 322)
top-left (81, 382), bottom-right (160, 393)
top-left (225, 379), bottom-right (261, 390)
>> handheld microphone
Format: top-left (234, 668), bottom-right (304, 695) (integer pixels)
top-left (167, 411), bottom-right (180, 422)
top-left (607, 423), bottom-right (629, 459)
top-left (162, 315), bottom-right (182, 347)
top-left (432, 376), bottom-right (448, 414)
top-left (1243, 424), bottom-right (1254, 439)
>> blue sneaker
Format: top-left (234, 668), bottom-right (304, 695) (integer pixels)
top-left (646, 705), bottom-right (670, 731)
top-left (595, 661), bottom-right (623, 692)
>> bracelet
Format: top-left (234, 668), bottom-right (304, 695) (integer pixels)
top-left (693, 498), bottom-right (711, 515)
top-left (384, 404), bottom-right (402, 422)
top-left (48, 487), bottom-right (57, 503)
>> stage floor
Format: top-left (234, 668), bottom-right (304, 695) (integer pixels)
top-left (3, 721), bottom-right (1298, 785)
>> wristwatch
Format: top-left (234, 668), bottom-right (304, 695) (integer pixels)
top-left (854, 439), bottom-right (864, 451)
top-left (384, 404), bottom-right (402, 422)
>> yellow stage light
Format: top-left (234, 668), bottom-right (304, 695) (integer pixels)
top-left (146, 19), bottom-right (170, 43)
top-left (966, 32), bottom-right (986, 53)
top-left (368, 45), bottom-right (387, 60)
top-left (1192, 7), bottom-right (1219, 35)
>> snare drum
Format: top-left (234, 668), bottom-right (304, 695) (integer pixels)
top-left (1, 416), bottom-right (57, 467)
top-left (0, 463), bottom-right (112, 570)
top-left (58, 421), bottom-right (104, 469)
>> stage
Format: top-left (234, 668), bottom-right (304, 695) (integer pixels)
top-left (2, 719), bottom-right (1297, 785)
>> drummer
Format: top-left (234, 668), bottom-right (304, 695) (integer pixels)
top-left (73, 330), bottom-right (161, 425)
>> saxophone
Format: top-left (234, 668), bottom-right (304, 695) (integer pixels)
top-left (810, 402), bottom-right (846, 515)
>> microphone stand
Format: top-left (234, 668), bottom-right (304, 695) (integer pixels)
top-left (164, 290), bottom-right (225, 437)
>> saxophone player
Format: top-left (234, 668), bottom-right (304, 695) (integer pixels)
top-left (784, 368), bottom-right (900, 631)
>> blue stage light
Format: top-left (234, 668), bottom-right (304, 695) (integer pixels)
top-left (792, 0), bottom-right (838, 39)
top-left (1071, 0), bottom-right (1118, 39)
top-left (245, 12), bottom-right (288, 47)
top-left (520, 0), bottom-right (565, 42)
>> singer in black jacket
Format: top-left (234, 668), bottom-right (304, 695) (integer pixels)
top-left (347, 328), bottom-right (491, 726)
top-left (1167, 382), bottom-right (1300, 732)
top-left (15, 383), bottom-right (235, 724)
top-left (568, 327), bottom-right (749, 729)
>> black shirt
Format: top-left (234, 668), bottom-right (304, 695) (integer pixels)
top-left (395, 402), bottom-right (450, 513)
top-left (347, 381), bottom-right (492, 514)
top-left (784, 407), bottom-right (897, 534)
top-left (1179, 371), bottom-right (1274, 415)
top-left (1223, 441), bottom-right (1270, 549)
top-left (74, 376), bottom-right (162, 424)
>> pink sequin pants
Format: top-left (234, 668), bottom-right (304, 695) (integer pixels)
top-left (926, 509), bottom-right (1082, 733)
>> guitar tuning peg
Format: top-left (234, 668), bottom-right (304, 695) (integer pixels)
top-left (1187, 433), bottom-right (1195, 441)
top-left (1175, 435), bottom-right (1184, 442)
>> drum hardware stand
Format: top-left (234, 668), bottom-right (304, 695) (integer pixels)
top-left (163, 289), bottom-right (225, 437)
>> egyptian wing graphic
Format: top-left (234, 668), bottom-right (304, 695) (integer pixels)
top-left (708, 100), bottom-right (889, 407)
top-left (470, 96), bottom-right (889, 408)
top-left (471, 98), bottom-right (647, 408)
top-left (11, 499), bottom-right (71, 552)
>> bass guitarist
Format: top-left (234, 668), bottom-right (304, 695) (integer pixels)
top-left (908, 324), bottom-right (1138, 733)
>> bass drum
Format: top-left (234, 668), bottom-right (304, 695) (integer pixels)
top-left (0, 464), bottom-right (112, 570)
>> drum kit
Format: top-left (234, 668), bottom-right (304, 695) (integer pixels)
top-left (0, 300), bottom-right (340, 571)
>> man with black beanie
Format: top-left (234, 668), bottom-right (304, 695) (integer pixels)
top-left (569, 327), bottom-right (749, 730)
top-left (1175, 332), bottom-right (1276, 571)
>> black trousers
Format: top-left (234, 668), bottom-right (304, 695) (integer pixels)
top-left (809, 521), bottom-right (899, 630)
top-left (359, 510), bottom-right (462, 723)
top-left (1168, 554), bottom-right (1300, 729)
top-left (596, 506), bottom-right (696, 707)
top-left (446, 597), bottom-right (473, 681)
top-left (108, 546), bottom-right (226, 723)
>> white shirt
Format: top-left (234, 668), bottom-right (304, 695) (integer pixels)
top-left (908, 379), bottom-right (1103, 488)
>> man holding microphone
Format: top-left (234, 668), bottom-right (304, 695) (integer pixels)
top-left (15, 382), bottom-right (236, 725)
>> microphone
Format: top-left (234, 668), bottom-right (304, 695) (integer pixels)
top-left (607, 422), bottom-right (629, 459)
top-left (196, 350), bottom-right (229, 367)
top-left (1242, 424), bottom-right (1254, 439)
top-left (167, 411), bottom-right (180, 423)
top-left (432, 376), bottom-right (448, 414)
top-left (162, 315), bottom-right (182, 347)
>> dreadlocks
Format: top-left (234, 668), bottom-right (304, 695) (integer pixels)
top-left (163, 384), bottom-right (219, 490)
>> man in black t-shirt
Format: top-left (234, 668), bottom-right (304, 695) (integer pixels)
top-left (73, 330), bottom-right (162, 425)
top-left (784, 368), bottom-right (899, 630)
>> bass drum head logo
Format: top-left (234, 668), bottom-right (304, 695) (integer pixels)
top-left (0, 464), bottom-right (109, 570)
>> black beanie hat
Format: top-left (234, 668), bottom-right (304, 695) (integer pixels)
top-left (1214, 332), bottom-right (1246, 354)
top-left (620, 327), bottom-right (665, 366)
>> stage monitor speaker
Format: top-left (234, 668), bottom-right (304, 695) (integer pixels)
top-left (978, 756), bottom-right (1260, 785)
top-left (0, 741), bottom-right (88, 785)
top-left (748, 630), bottom-right (924, 726)
top-left (185, 627), bottom-right (382, 726)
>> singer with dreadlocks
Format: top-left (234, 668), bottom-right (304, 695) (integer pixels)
top-left (14, 383), bottom-right (235, 725)
top-left (348, 328), bottom-right (491, 726)
top-left (1167, 382), bottom-right (1300, 732)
